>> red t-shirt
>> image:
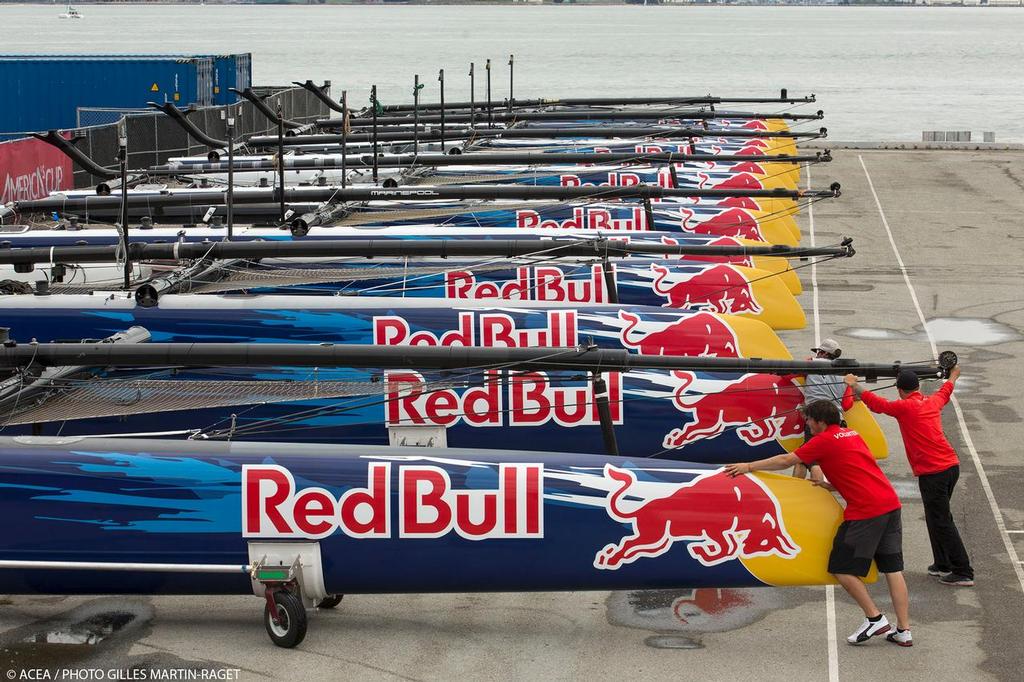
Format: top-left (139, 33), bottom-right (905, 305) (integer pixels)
top-left (859, 382), bottom-right (958, 476)
top-left (795, 424), bottom-right (901, 521)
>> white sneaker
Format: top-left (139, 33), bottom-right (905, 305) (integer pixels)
top-left (886, 628), bottom-right (913, 647)
top-left (847, 615), bottom-right (891, 644)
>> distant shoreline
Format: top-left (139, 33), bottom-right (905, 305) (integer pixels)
top-left (6, 1), bottom-right (1024, 6)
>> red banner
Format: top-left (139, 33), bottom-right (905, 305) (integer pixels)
top-left (0, 135), bottom-right (73, 205)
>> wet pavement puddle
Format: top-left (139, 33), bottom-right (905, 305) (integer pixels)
top-left (606, 587), bottom-right (802, 650)
top-left (841, 317), bottom-right (1022, 346)
top-left (1, 599), bottom-right (152, 671)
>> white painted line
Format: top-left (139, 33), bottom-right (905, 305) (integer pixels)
top-left (826, 584), bottom-right (839, 682)
top-left (808, 162), bottom-right (839, 682)
top-left (1007, 530), bottom-right (1024, 534)
top-left (859, 154), bottom-right (1024, 597)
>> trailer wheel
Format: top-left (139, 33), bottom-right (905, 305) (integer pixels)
top-left (317, 594), bottom-right (344, 609)
top-left (264, 590), bottom-right (307, 648)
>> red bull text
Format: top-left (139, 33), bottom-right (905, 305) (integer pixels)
top-left (242, 462), bottom-right (543, 540)
top-left (516, 207), bottom-right (649, 231)
top-left (444, 265), bottom-right (610, 303)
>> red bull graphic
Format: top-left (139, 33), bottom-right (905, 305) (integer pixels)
top-left (559, 172), bottom-right (644, 188)
top-left (445, 265), bottom-right (609, 303)
top-left (242, 462), bottom-right (543, 541)
top-left (618, 310), bottom-right (740, 357)
top-left (678, 206), bottom-right (766, 242)
top-left (664, 372), bottom-right (804, 448)
top-left (373, 310), bottom-right (579, 348)
top-left (694, 172), bottom-right (764, 192)
top-left (650, 263), bottom-right (762, 315)
top-left (660, 235), bottom-right (755, 268)
top-left (384, 369), bottom-right (623, 428)
top-left (594, 464), bottom-right (799, 569)
top-left (2, 441), bottom-right (850, 602)
top-left (516, 206), bottom-right (648, 231)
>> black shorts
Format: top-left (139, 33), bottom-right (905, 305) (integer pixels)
top-left (828, 508), bottom-right (904, 577)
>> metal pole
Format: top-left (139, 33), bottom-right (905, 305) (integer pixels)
top-left (508, 54), bottom-right (514, 114)
top-left (341, 90), bottom-right (348, 189)
top-left (413, 74), bottom-right (420, 155)
top-left (485, 58), bottom-right (492, 128)
top-left (118, 122), bottom-right (130, 289)
top-left (0, 560), bottom-right (251, 574)
top-left (592, 373), bottom-right (619, 457)
top-left (276, 104), bottom-right (286, 224)
top-left (469, 62), bottom-right (475, 128)
top-left (601, 257), bottom-right (618, 304)
top-left (438, 68), bottom-right (445, 153)
top-left (371, 85), bottom-right (379, 184)
top-left (227, 117), bottom-right (234, 238)
top-left (0, 239), bottom-right (856, 268)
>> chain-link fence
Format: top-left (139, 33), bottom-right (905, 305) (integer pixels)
top-left (70, 85), bottom-right (329, 189)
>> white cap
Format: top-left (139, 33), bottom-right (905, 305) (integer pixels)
top-left (811, 338), bottom-right (842, 357)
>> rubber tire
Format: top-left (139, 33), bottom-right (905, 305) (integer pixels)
top-left (317, 594), bottom-right (344, 610)
top-left (264, 590), bottom-right (308, 648)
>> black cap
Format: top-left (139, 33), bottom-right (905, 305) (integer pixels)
top-left (896, 369), bottom-right (920, 392)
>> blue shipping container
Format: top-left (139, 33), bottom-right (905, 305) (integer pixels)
top-left (0, 55), bottom-right (218, 139)
top-left (208, 53), bottom-right (252, 106)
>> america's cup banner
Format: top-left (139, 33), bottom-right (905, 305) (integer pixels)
top-left (0, 135), bottom-right (73, 204)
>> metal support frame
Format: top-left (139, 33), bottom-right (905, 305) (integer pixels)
top-left (592, 372), bottom-right (619, 456)
top-left (485, 58), bottom-right (492, 128)
top-left (469, 62), bottom-right (475, 127)
top-left (371, 85), bottom-right (379, 184)
top-left (438, 69), bottom-right (446, 153)
top-left (413, 74), bottom-right (420, 155)
top-left (508, 54), bottom-right (514, 113)
top-left (276, 105), bottom-right (286, 223)
top-left (118, 122), bottom-right (130, 289)
top-left (341, 90), bottom-right (348, 189)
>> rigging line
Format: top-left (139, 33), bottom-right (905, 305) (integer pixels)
top-left (0, 343), bottom-right (40, 433)
top-left (319, 242), bottom-right (616, 297)
top-left (196, 348), bottom-right (611, 438)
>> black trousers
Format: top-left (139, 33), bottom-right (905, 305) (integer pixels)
top-left (918, 465), bottom-right (974, 578)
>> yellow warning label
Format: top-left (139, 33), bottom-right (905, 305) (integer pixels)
top-left (150, 83), bottom-right (159, 92)
top-left (173, 93), bottom-right (180, 102)
top-left (214, 86), bottom-right (220, 94)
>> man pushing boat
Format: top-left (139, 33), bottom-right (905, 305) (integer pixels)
top-left (724, 399), bottom-right (912, 647)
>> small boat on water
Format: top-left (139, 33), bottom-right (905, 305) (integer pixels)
top-left (58, 4), bottom-right (82, 19)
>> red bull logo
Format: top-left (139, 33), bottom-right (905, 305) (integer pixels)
top-left (242, 462), bottom-right (543, 540)
top-left (445, 265), bottom-right (610, 303)
top-left (594, 464), bottom-right (799, 569)
top-left (659, 235), bottom-right (754, 268)
top-left (695, 172), bottom-right (764, 191)
top-left (559, 172), bottom-right (643, 188)
top-left (374, 310), bottom-right (578, 348)
top-left (649, 263), bottom-right (762, 315)
top-left (678, 206), bottom-right (766, 242)
top-left (385, 369), bottom-right (622, 428)
top-left (664, 372), bottom-right (804, 448)
top-left (618, 310), bottom-right (740, 357)
top-left (516, 207), bottom-right (648, 231)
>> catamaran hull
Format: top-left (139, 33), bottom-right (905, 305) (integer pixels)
top-left (0, 437), bottom-right (847, 595)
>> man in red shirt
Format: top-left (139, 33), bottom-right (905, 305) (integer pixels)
top-left (724, 400), bottom-right (912, 647)
top-left (845, 366), bottom-right (974, 587)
